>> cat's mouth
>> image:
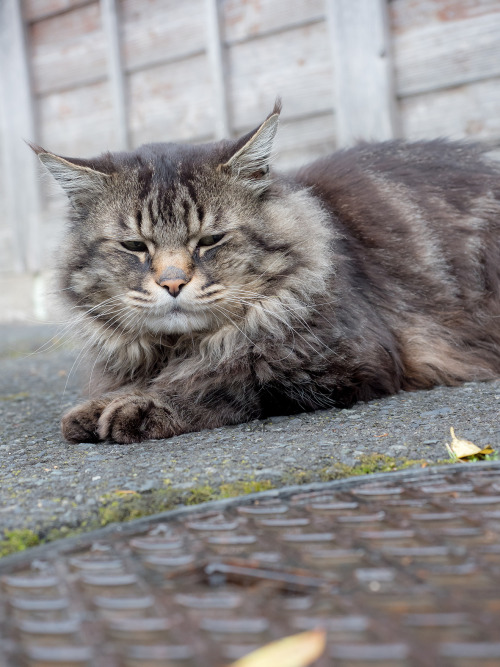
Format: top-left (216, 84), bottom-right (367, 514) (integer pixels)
top-left (168, 302), bottom-right (182, 314)
top-left (143, 303), bottom-right (215, 334)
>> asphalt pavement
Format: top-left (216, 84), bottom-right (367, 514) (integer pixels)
top-left (1, 323), bottom-right (499, 542)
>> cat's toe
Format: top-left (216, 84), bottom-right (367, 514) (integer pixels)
top-left (61, 400), bottom-right (108, 443)
top-left (97, 395), bottom-right (174, 444)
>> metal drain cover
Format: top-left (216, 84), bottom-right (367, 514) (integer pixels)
top-left (1, 463), bottom-right (500, 666)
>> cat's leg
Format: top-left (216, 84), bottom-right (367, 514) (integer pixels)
top-left (94, 381), bottom-right (259, 444)
top-left (61, 388), bottom-right (255, 444)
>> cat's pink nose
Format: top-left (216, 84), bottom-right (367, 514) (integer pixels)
top-left (157, 266), bottom-right (190, 297)
top-left (158, 277), bottom-right (187, 297)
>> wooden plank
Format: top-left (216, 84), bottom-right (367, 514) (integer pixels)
top-left (227, 22), bottom-right (334, 133)
top-left (393, 11), bottom-right (500, 97)
top-left (23, 0), bottom-right (95, 22)
top-left (399, 77), bottom-right (500, 142)
top-left (29, 1), bottom-right (107, 95)
top-left (120, 0), bottom-right (206, 73)
top-left (273, 112), bottom-right (337, 170)
top-left (128, 53), bottom-right (215, 147)
top-left (38, 81), bottom-right (116, 156)
top-left (205, 0), bottom-right (230, 139)
top-left (0, 0), bottom-right (41, 272)
top-left (326, 0), bottom-right (397, 145)
top-left (221, 0), bottom-right (325, 44)
top-left (389, 0), bottom-right (500, 35)
top-left (100, 0), bottom-right (129, 149)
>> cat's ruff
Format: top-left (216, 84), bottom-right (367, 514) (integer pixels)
top-left (34, 102), bottom-right (500, 444)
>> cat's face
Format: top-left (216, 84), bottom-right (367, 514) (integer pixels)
top-left (36, 104), bottom-right (301, 336)
top-left (61, 167), bottom-right (289, 336)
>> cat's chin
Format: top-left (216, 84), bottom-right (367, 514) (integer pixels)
top-left (145, 310), bottom-right (213, 334)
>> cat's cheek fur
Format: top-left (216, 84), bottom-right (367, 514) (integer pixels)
top-left (97, 394), bottom-right (180, 444)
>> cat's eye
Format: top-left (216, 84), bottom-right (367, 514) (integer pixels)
top-left (120, 240), bottom-right (148, 252)
top-left (197, 233), bottom-right (225, 247)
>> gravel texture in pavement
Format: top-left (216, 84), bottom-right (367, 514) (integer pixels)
top-left (0, 324), bottom-right (499, 538)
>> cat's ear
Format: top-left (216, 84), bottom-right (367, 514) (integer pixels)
top-left (30, 143), bottom-right (111, 211)
top-left (219, 99), bottom-right (281, 193)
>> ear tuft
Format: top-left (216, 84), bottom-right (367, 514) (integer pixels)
top-left (270, 97), bottom-right (282, 118)
top-left (35, 150), bottom-right (110, 211)
top-left (26, 141), bottom-right (46, 155)
top-left (220, 100), bottom-right (281, 193)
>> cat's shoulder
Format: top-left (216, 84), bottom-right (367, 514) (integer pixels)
top-left (290, 138), bottom-right (499, 191)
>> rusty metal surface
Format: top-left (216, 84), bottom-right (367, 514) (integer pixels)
top-left (1, 463), bottom-right (500, 667)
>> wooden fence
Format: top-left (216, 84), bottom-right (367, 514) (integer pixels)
top-left (1, 0), bottom-right (500, 285)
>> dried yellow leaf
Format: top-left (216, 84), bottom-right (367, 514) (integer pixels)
top-left (227, 629), bottom-right (326, 667)
top-left (446, 427), bottom-right (495, 461)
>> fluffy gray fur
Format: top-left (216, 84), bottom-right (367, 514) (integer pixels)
top-left (34, 102), bottom-right (500, 444)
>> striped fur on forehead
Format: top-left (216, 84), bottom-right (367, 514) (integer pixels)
top-left (136, 181), bottom-right (207, 244)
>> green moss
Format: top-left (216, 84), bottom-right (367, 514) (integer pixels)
top-left (218, 479), bottom-right (274, 498)
top-left (447, 450), bottom-right (499, 463)
top-left (185, 485), bottom-right (216, 505)
top-left (318, 453), bottom-right (431, 481)
top-left (0, 455), bottom-right (456, 559)
top-left (0, 529), bottom-right (40, 557)
top-left (280, 453), bottom-right (437, 486)
top-left (93, 480), bottom-right (275, 528)
top-left (44, 525), bottom-right (83, 542)
top-left (281, 469), bottom-right (317, 485)
top-left (96, 488), bottom-right (180, 526)
top-left (0, 392), bottom-right (29, 401)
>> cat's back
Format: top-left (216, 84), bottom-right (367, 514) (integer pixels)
top-left (290, 139), bottom-right (500, 392)
top-left (290, 138), bottom-right (500, 268)
top-left (292, 139), bottom-right (500, 214)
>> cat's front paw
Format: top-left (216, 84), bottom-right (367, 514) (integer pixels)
top-left (97, 394), bottom-right (177, 444)
top-left (61, 399), bottom-right (109, 443)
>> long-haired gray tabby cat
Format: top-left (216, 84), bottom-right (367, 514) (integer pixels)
top-left (33, 101), bottom-right (500, 444)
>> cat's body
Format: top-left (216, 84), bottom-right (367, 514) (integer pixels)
top-left (35, 103), bottom-right (500, 444)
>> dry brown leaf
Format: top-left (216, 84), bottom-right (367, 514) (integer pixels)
top-left (227, 629), bottom-right (326, 667)
top-left (445, 427), bottom-right (495, 461)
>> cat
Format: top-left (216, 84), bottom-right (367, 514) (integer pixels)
top-left (33, 100), bottom-right (500, 444)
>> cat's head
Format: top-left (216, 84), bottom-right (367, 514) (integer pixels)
top-left (34, 101), bottom-right (328, 339)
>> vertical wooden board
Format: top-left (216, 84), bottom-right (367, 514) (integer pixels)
top-left (1, 0), bottom-right (42, 272)
top-left (205, 0), bottom-right (230, 139)
top-left (393, 12), bottom-right (500, 97)
top-left (327, 0), bottom-right (397, 145)
top-left (227, 22), bottom-right (334, 132)
top-left (38, 81), bottom-right (117, 156)
top-left (120, 0), bottom-right (206, 71)
top-left (128, 54), bottom-right (215, 147)
top-left (29, 1), bottom-right (107, 94)
top-left (389, 0), bottom-right (500, 34)
top-left (273, 112), bottom-right (337, 170)
top-left (221, 0), bottom-right (325, 43)
top-left (399, 78), bottom-right (500, 141)
top-left (101, 0), bottom-right (129, 149)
